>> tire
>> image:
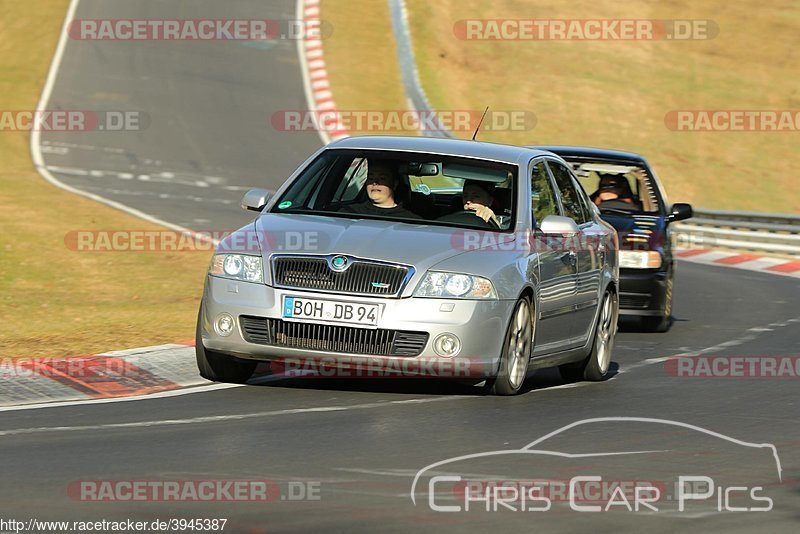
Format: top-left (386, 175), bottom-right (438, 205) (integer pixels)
top-left (641, 277), bottom-right (672, 333)
top-left (488, 297), bottom-right (534, 396)
top-left (559, 289), bottom-right (617, 382)
top-left (195, 307), bottom-right (256, 383)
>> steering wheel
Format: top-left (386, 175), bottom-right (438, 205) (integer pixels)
top-left (438, 210), bottom-right (500, 229)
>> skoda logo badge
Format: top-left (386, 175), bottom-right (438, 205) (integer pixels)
top-left (330, 255), bottom-right (349, 272)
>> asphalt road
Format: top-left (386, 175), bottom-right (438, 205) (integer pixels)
top-left (15, 0), bottom-right (800, 532)
top-left (38, 0), bottom-right (322, 232)
top-left (2, 265), bottom-right (799, 532)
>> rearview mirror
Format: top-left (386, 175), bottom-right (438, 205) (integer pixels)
top-left (668, 203), bottom-right (693, 222)
top-left (406, 162), bottom-right (439, 176)
top-left (241, 188), bottom-right (272, 212)
top-left (539, 215), bottom-right (580, 236)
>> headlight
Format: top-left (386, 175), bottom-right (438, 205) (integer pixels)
top-left (414, 271), bottom-right (497, 299)
top-left (210, 254), bottom-right (264, 283)
top-left (619, 250), bottom-right (662, 269)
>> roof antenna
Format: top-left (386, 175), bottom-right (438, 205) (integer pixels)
top-left (471, 107), bottom-right (489, 141)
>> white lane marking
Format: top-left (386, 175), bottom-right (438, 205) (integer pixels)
top-left (617, 314), bottom-right (800, 375)
top-left (334, 468), bottom-right (424, 477)
top-left (40, 145), bottom-right (69, 155)
top-left (29, 0), bottom-right (220, 247)
top-left (5, 313), bottom-right (794, 416)
top-left (0, 383), bottom-right (239, 413)
top-left (0, 367), bottom-right (603, 431)
top-left (0, 396), bottom-right (463, 437)
top-left (44, 165), bottom-right (88, 175)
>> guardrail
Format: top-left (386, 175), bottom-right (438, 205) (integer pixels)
top-left (675, 209), bottom-right (800, 256)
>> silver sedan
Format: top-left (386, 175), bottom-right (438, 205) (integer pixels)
top-left (196, 136), bottom-right (619, 395)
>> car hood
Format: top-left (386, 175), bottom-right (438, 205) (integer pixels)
top-left (252, 213), bottom-right (489, 269)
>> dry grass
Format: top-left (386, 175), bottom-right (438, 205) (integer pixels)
top-left (320, 0), bottom-right (412, 133)
top-left (0, 0), bottom-right (212, 358)
top-left (323, 0), bottom-right (800, 212)
top-left (406, 0), bottom-right (800, 212)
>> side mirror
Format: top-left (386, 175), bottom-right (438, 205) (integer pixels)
top-left (539, 214), bottom-right (580, 236)
top-left (667, 203), bottom-right (693, 222)
top-left (241, 188), bottom-right (272, 212)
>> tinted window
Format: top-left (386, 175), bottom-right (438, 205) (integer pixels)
top-left (548, 161), bottom-right (587, 224)
top-left (272, 149), bottom-right (517, 230)
top-left (530, 161), bottom-right (559, 226)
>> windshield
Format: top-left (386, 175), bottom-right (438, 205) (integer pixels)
top-left (271, 149), bottom-right (517, 230)
top-left (564, 158), bottom-right (662, 214)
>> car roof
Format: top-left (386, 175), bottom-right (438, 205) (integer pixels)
top-left (329, 135), bottom-right (551, 164)
top-left (529, 145), bottom-right (647, 164)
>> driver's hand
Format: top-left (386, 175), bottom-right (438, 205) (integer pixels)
top-left (466, 202), bottom-right (498, 225)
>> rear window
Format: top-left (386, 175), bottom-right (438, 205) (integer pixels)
top-left (565, 159), bottom-right (662, 214)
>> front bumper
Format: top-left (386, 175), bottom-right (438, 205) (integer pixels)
top-left (199, 276), bottom-right (516, 378)
top-left (618, 268), bottom-right (670, 316)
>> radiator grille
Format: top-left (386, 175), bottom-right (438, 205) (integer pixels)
top-left (240, 316), bottom-right (428, 356)
top-left (272, 256), bottom-right (411, 297)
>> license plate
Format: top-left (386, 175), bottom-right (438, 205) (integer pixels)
top-left (282, 296), bottom-right (380, 327)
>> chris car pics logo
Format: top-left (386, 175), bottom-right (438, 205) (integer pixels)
top-left (411, 417), bottom-right (781, 513)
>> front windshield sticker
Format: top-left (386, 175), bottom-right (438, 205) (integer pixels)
top-left (277, 200), bottom-right (292, 209)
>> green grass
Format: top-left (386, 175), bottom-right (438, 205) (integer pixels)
top-left (0, 0), bottom-right (212, 358)
top-left (321, 0), bottom-right (409, 133)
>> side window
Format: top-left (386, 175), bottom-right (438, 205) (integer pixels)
top-left (572, 175), bottom-right (594, 223)
top-left (333, 157), bottom-right (369, 202)
top-left (548, 161), bottom-right (587, 224)
top-left (530, 161), bottom-right (559, 226)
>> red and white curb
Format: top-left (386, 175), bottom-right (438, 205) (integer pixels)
top-left (299, 0), bottom-right (348, 143)
top-left (676, 248), bottom-right (800, 278)
top-left (0, 343), bottom-right (210, 408)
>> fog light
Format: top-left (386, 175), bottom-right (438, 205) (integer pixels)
top-left (433, 333), bottom-right (461, 357)
top-left (215, 313), bottom-right (235, 337)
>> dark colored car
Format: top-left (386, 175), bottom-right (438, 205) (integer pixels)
top-left (531, 146), bottom-right (692, 332)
